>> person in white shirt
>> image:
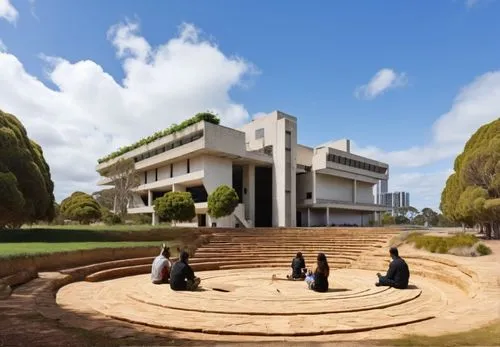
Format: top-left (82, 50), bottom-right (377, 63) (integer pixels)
top-left (151, 244), bottom-right (172, 284)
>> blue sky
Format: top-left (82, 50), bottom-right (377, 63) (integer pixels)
top-left (1, 0), bottom-right (499, 211)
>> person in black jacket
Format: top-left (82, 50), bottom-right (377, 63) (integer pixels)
top-left (376, 247), bottom-right (410, 289)
top-left (170, 251), bottom-right (201, 291)
top-left (287, 252), bottom-right (307, 280)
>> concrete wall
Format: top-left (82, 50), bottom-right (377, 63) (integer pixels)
top-left (202, 156), bottom-right (234, 227)
top-left (310, 209), bottom-right (327, 227)
top-left (356, 181), bottom-right (375, 204)
top-left (315, 174), bottom-right (353, 202)
top-left (328, 209), bottom-right (373, 226)
top-left (297, 145), bottom-right (313, 166)
top-left (296, 172), bottom-right (313, 202)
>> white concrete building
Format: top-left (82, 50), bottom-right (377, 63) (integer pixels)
top-left (96, 111), bottom-right (389, 227)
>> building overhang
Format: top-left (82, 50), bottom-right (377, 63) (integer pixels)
top-left (298, 199), bottom-right (390, 212)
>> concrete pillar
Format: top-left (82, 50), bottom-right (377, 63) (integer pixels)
top-left (248, 164), bottom-right (255, 224)
top-left (326, 207), bottom-right (330, 226)
top-left (152, 212), bottom-right (159, 226)
top-left (307, 208), bottom-right (311, 227)
top-left (353, 179), bottom-right (357, 204)
top-left (148, 190), bottom-right (153, 206)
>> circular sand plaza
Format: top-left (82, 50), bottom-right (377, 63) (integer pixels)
top-left (4, 228), bottom-right (500, 343)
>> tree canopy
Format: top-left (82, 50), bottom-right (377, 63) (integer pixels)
top-left (60, 192), bottom-right (102, 224)
top-left (207, 185), bottom-right (240, 219)
top-left (0, 110), bottom-right (55, 228)
top-left (440, 118), bottom-right (500, 238)
top-left (154, 191), bottom-right (195, 224)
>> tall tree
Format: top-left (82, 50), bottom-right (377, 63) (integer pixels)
top-left (0, 110), bottom-right (55, 228)
top-left (440, 118), bottom-right (500, 238)
top-left (100, 158), bottom-right (139, 218)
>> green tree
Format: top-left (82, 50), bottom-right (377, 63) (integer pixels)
top-left (207, 185), bottom-right (240, 219)
top-left (0, 110), bottom-right (55, 228)
top-left (60, 192), bottom-right (102, 224)
top-left (381, 212), bottom-right (395, 225)
top-left (440, 118), bottom-right (500, 238)
top-left (154, 191), bottom-right (195, 225)
top-left (421, 207), bottom-right (439, 226)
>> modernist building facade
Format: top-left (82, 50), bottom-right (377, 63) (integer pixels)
top-left (380, 191), bottom-right (411, 216)
top-left (96, 111), bottom-right (390, 227)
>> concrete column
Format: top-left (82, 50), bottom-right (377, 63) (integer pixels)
top-left (148, 190), bottom-right (153, 206)
top-left (307, 208), bottom-right (311, 227)
top-left (353, 180), bottom-right (357, 204)
top-left (326, 207), bottom-right (330, 226)
top-left (248, 164), bottom-right (255, 224)
top-left (152, 212), bottom-right (159, 226)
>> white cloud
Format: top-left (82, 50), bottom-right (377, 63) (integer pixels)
top-left (0, 39), bottom-right (6, 52)
top-left (389, 170), bottom-right (453, 210)
top-left (352, 71), bottom-right (500, 168)
top-left (0, 20), bottom-right (257, 201)
top-left (0, 0), bottom-right (17, 23)
top-left (354, 68), bottom-right (407, 100)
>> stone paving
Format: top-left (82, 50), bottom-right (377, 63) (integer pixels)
top-left (3, 228), bottom-right (500, 344)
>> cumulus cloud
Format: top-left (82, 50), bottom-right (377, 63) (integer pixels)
top-left (389, 170), bottom-right (454, 210)
top-left (0, 0), bottom-right (17, 23)
top-left (354, 68), bottom-right (407, 100)
top-left (352, 71), bottom-right (500, 168)
top-left (0, 21), bottom-right (258, 201)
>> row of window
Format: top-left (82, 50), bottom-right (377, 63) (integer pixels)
top-left (133, 130), bottom-right (204, 163)
top-left (143, 159), bottom-right (191, 185)
top-left (326, 154), bottom-right (387, 174)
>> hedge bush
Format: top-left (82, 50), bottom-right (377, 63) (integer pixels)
top-left (98, 112), bottom-right (219, 164)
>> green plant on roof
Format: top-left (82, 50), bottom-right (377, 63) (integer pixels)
top-left (98, 112), bottom-right (220, 164)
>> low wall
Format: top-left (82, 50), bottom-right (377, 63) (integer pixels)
top-left (0, 247), bottom-right (160, 278)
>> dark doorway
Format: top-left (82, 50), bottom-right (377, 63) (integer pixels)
top-left (296, 211), bottom-right (302, 227)
top-left (255, 166), bottom-right (272, 227)
top-left (232, 165), bottom-right (243, 203)
top-left (233, 165), bottom-right (243, 204)
top-left (197, 214), bottom-right (206, 227)
top-left (186, 185), bottom-right (208, 203)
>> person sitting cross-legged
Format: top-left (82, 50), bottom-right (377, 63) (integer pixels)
top-left (306, 253), bottom-right (330, 293)
top-left (151, 244), bottom-right (172, 284)
top-left (287, 252), bottom-right (307, 280)
top-left (376, 247), bottom-right (410, 289)
top-left (170, 251), bottom-right (201, 291)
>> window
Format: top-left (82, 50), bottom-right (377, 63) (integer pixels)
top-left (155, 168), bottom-right (158, 181)
top-left (285, 130), bottom-right (292, 149)
top-left (285, 148), bottom-right (292, 163)
top-left (144, 171), bottom-right (147, 184)
top-left (187, 159), bottom-right (190, 173)
top-left (255, 128), bottom-right (264, 139)
top-left (306, 192), bottom-right (312, 199)
top-left (170, 164), bottom-right (173, 177)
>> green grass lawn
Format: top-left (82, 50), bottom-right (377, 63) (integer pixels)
top-left (23, 223), bottom-right (170, 231)
top-left (0, 241), bottom-right (170, 258)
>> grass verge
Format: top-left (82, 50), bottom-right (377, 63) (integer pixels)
top-left (0, 241), bottom-right (169, 258)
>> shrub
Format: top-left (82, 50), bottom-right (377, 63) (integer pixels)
top-left (98, 112), bottom-right (219, 164)
top-left (207, 185), bottom-right (240, 219)
top-left (476, 243), bottom-right (492, 256)
top-left (406, 232), bottom-right (491, 256)
top-left (154, 191), bottom-right (195, 224)
top-left (60, 192), bottom-right (102, 224)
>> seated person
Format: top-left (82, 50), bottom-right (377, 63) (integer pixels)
top-left (306, 253), bottom-right (330, 292)
top-left (376, 247), bottom-right (410, 289)
top-left (151, 244), bottom-right (172, 284)
top-left (287, 252), bottom-right (307, 280)
top-left (170, 251), bottom-right (201, 291)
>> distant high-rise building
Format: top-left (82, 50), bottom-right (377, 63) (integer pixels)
top-left (380, 191), bottom-right (411, 215)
